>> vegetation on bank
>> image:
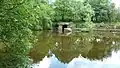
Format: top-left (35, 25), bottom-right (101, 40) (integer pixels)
top-left (0, 0), bottom-right (120, 68)
top-left (53, 0), bottom-right (120, 28)
top-left (1, 0), bottom-right (120, 31)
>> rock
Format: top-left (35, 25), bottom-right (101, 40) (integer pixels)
top-left (64, 28), bottom-right (72, 33)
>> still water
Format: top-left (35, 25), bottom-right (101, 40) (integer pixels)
top-left (30, 31), bottom-right (120, 68)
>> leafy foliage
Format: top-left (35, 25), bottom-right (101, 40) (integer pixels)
top-left (115, 7), bottom-right (120, 22)
top-left (54, 0), bottom-right (94, 23)
top-left (0, 0), bottom-right (35, 68)
top-left (88, 0), bottom-right (119, 23)
top-left (27, 0), bottom-right (54, 30)
top-left (0, 0), bottom-right (54, 67)
top-left (0, 54), bottom-right (30, 68)
top-left (53, 0), bottom-right (95, 28)
top-left (53, 0), bottom-right (120, 24)
top-left (53, 0), bottom-right (73, 22)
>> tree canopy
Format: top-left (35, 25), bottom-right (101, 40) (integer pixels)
top-left (88, 0), bottom-right (118, 23)
top-left (53, 0), bottom-right (94, 23)
top-left (0, 0), bottom-right (53, 67)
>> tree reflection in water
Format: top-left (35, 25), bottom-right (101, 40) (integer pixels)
top-left (31, 51), bottom-right (120, 68)
top-left (30, 31), bottom-right (120, 68)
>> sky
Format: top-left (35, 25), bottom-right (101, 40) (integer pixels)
top-left (112, 0), bottom-right (120, 8)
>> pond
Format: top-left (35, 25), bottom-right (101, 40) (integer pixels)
top-left (30, 31), bottom-right (120, 68)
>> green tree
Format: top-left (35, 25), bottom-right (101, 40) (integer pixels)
top-left (54, 0), bottom-right (94, 28)
top-left (115, 7), bottom-right (120, 22)
top-left (108, 3), bottom-right (117, 22)
top-left (53, 0), bottom-right (73, 22)
top-left (72, 0), bottom-right (94, 28)
top-left (0, 0), bottom-right (36, 68)
top-left (88, 0), bottom-right (117, 23)
top-left (28, 0), bottom-right (54, 30)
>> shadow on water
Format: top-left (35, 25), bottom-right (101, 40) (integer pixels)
top-left (30, 31), bottom-right (120, 68)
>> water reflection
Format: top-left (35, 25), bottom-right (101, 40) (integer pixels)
top-left (30, 31), bottom-right (120, 68)
top-left (31, 51), bottom-right (120, 68)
